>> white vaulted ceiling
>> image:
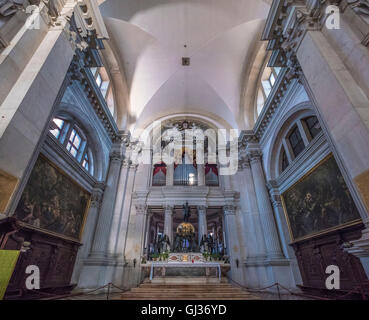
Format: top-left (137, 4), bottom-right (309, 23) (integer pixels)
top-left (98, 0), bottom-right (271, 131)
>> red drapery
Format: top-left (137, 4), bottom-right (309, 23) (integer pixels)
top-left (153, 162), bottom-right (167, 176)
top-left (205, 164), bottom-right (218, 176)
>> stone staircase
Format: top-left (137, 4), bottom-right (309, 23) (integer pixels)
top-left (119, 278), bottom-right (259, 300)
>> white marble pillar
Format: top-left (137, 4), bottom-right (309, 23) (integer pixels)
top-left (197, 205), bottom-right (207, 244)
top-left (144, 212), bottom-right (153, 256)
top-left (115, 163), bottom-right (138, 257)
top-left (106, 157), bottom-right (129, 258)
top-left (89, 149), bottom-right (123, 259)
top-left (164, 205), bottom-right (174, 245)
top-left (248, 150), bottom-right (284, 260)
top-left (122, 203), bottom-right (148, 288)
top-left (73, 186), bottom-right (104, 284)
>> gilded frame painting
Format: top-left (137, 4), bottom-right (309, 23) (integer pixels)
top-left (14, 155), bottom-right (91, 242)
top-left (281, 154), bottom-right (361, 242)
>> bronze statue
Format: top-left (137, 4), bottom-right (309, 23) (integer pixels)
top-left (183, 202), bottom-right (191, 222)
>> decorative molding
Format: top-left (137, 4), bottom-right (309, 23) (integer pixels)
top-left (197, 205), bottom-right (207, 212)
top-left (223, 205), bottom-right (236, 215)
top-left (164, 205), bottom-right (174, 213)
top-left (247, 150), bottom-right (263, 163)
top-left (135, 204), bottom-right (147, 215)
top-left (90, 187), bottom-right (104, 209)
top-left (239, 68), bottom-right (297, 145)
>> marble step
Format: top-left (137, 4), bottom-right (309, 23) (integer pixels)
top-left (119, 283), bottom-right (259, 300)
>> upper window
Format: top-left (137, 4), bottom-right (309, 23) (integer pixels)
top-left (288, 125), bottom-right (305, 158)
top-left (90, 67), bottom-right (115, 116)
top-left (304, 116), bottom-right (322, 139)
top-left (49, 118), bottom-right (94, 175)
top-left (257, 66), bottom-right (282, 116)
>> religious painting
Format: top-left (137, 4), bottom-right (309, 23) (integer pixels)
top-left (14, 155), bottom-right (90, 241)
top-left (282, 154), bottom-right (361, 242)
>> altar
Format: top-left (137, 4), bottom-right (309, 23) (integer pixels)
top-left (149, 261), bottom-right (222, 281)
top-left (142, 203), bottom-right (230, 282)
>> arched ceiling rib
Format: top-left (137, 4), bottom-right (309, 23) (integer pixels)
top-left (98, 0), bottom-right (271, 131)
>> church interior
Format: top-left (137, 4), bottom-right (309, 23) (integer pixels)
top-left (1, 0), bottom-right (369, 301)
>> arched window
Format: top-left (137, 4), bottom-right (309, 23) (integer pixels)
top-left (49, 118), bottom-right (94, 175)
top-left (275, 112), bottom-right (324, 177)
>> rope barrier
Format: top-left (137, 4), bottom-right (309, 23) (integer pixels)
top-left (35, 282), bottom-right (130, 300)
top-left (228, 278), bottom-right (368, 300)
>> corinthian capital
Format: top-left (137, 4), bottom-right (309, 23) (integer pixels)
top-left (247, 150), bottom-right (262, 163)
top-left (135, 204), bottom-right (147, 215)
top-left (90, 189), bottom-right (103, 208)
top-left (223, 205), bottom-right (236, 216)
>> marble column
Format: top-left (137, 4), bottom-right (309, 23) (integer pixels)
top-left (197, 205), bottom-right (207, 244)
top-left (106, 158), bottom-right (129, 258)
top-left (115, 163), bottom-right (138, 257)
top-left (73, 185), bottom-right (104, 284)
top-left (248, 150), bottom-right (284, 260)
top-left (240, 158), bottom-right (267, 260)
top-left (223, 204), bottom-right (246, 283)
top-left (89, 149), bottom-right (123, 259)
top-left (122, 203), bottom-right (148, 288)
top-left (164, 205), bottom-right (174, 245)
top-left (144, 211), bottom-right (153, 256)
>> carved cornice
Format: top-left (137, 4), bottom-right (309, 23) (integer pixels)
top-left (262, 1), bottom-right (334, 67)
top-left (67, 52), bottom-right (124, 142)
top-left (238, 67), bottom-right (295, 145)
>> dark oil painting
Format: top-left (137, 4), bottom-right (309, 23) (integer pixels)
top-left (282, 155), bottom-right (361, 241)
top-left (14, 155), bottom-right (90, 240)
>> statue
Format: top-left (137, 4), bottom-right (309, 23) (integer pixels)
top-left (161, 234), bottom-right (171, 252)
top-left (183, 202), bottom-right (191, 222)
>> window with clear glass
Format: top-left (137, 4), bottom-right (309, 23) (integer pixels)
top-left (304, 116), bottom-right (322, 139)
top-left (288, 126), bottom-right (305, 157)
top-left (257, 66), bottom-right (283, 116)
top-left (49, 118), bottom-right (94, 175)
top-left (50, 118), bottom-right (65, 139)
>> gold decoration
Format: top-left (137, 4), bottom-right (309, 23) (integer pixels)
top-left (176, 222), bottom-right (195, 235)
